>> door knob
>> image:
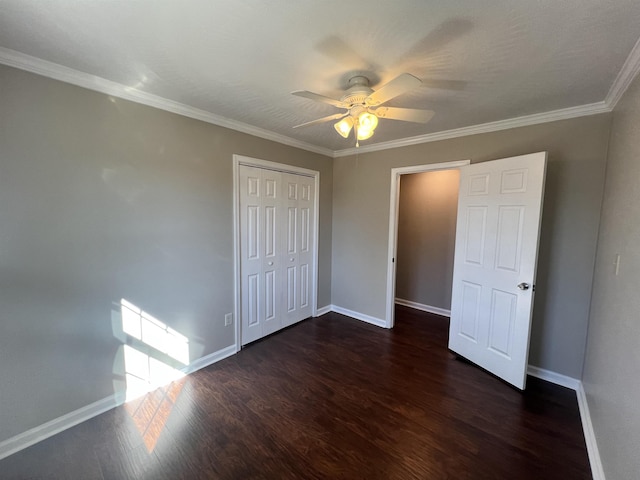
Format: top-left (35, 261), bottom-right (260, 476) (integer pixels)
top-left (517, 282), bottom-right (530, 290)
top-left (267, 261), bottom-right (273, 266)
top-left (289, 257), bottom-right (294, 262)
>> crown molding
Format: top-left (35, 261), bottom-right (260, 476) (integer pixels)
top-left (4, 38), bottom-right (639, 160)
top-left (332, 101), bottom-right (610, 158)
top-left (605, 35), bottom-right (640, 110)
top-left (0, 47), bottom-right (333, 158)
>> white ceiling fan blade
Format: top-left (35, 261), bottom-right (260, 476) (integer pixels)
top-left (293, 112), bottom-right (348, 129)
top-left (371, 106), bottom-right (434, 123)
top-left (291, 90), bottom-right (347, 108)
top-left (366, 73), bottom-right (422, 106)
top-left (422, 78), bottom-right (468, 91)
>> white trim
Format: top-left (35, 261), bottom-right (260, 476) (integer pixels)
top-left (0, 46), bottom-right (626, 163)
top-left (181, 345), bottom-right (237, 376)
top-left (0, 344), bottom-right (237, 461)
top-left (235, 155), bottom-right (319, 177)
top-left (605, 35), bottom-right (640, 110)
top-left (385, 160), bottom-right (470, 328)
top-left (315, 305), bottom-right (332, 316)
top-left (0, 392), bottom-right (125, 461)
top-left (232, 158), bottom-right (242, 353)
top-left (312, 174), bottom-right (322, 321)
top-left (576, 383), bottom-right (606, 480)
top-left (4, 44), bottom-right (637, 160)
top-left (331, 305), bottom-right (387, 328)
top-left (395, 298), bottom-right (451, 317)
top-left (0, 47), bottom-right (333, 158)
top-left (232, 155), bottom-right (321, 348)
top-left (333, 102), bottom-right (609, 158)
top-left (526, 365), bottom-right (581, 391)
top-left (526, 366), bottom-right (605, 479)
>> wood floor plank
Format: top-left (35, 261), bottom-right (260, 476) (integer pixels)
top-left (0, 306), bottom-right (591, 479)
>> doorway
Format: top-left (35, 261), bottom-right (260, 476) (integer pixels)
top-left (387, 153), bottom-right (547, 389)
top-left (385, 160), bottom-right (470, 328)
top-left (395, 169), bottom-right (460, 318)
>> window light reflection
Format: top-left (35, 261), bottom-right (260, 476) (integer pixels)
top-left (121, 298), bottom-right (189, 365)
top-left (120, 299), bottom-right (190, 452)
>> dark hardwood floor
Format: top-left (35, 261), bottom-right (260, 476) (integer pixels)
top-left (0, 306), bottom-right (591, 479)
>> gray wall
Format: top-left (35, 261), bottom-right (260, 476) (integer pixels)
top-left (582, 73), bottom-right (640, 478)
top-left (332, 114), bottom-right (611, 378)
top-left (0, 65), bottom-right (333, 443)
top-left (396, 170), bottom-right (459, 310)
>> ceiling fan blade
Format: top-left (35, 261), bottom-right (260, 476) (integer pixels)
top-left (396, 19), bottom-right (474, 63)
top-left (316, 36), bottom-right (378, 71)
top-left (371, 107), bottom-right (434, 123)
top-left (293, 112), bottom-right (348, 129)
top-left (366, 73), bottom-right (422, 106)
top-left (291, 90), bottom-right (347, 108)
top-left (422, 78), bottom-right (468, 91)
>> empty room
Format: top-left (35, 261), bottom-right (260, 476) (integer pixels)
top-left (1, 2), bottom-right (639, 479)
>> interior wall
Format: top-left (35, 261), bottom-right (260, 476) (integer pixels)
top-left (332, 114), bottom-right (611, 378)
top-left (396, 170), bottom-right (459, 311)
top-left (582, 72), bottom-right (640, 479)
top-left (0, 64), bottom-right (333, 443)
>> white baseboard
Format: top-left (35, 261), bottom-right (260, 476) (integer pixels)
top-left (576, 383), bottom-right (606, 480)
top-left (0, 344), bottom-right (237, 461)
top-left (315, 305), bottom-right (332, 316)
top-left (0, 391), bottom-right (126, 461)
top-left (395, 298), bottom-right (451, 317)
top-left (527, 365), bottom-right (581, 390)
top-left (181, 345), bottom-right (236, 376)
top-left (331, 305), bottom-right (387, 328)
top-left (527, 366), bottom-right (604, 480)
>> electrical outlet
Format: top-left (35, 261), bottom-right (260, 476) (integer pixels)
top-left (224, 312), bottom-right (233, 326)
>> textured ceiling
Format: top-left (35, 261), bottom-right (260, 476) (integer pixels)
top-left (1, 0), bottom-right (640, 154)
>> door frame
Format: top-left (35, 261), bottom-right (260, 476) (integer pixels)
top-left (385, 159), bottom-right (470, 328)
top-left (233, 154), bottom-right (320, 351)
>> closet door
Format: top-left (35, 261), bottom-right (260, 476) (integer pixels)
top-left (281, 173), bottom-right (314, 327)
top-left (239, 165), bottom-right (315, 345)
top-left (239, 166), bottom-right (283, 345)
top-left (261, 169), bottom-right (284, 337)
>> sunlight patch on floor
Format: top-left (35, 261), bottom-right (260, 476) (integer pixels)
top-left (120, 299), bottom-right (189, 452)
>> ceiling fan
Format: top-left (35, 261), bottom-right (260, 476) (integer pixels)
top-left (292, 73), bottom-right (434, 146)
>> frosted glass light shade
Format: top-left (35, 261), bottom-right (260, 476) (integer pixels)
top-left (334, 117), bottom-right (354, 138)
top-left (356, 112), bottom-right (378, 140)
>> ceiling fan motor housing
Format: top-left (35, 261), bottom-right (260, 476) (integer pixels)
top-left (341, 75), bottom-right (374, 106)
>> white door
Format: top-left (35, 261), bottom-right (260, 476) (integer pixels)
top-left (281, 173), bottom-right (315, 327)
top-left (239, 165), bottom-right (279, 344)
top-left (239, 165), bottom-right (315, 345)
top-left (448, 152), bottom-right (547, 389)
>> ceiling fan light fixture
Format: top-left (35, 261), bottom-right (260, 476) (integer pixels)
top-left (293, 73), bottom-right (430, 145)
top-left (334, 116), bottom-right (354, 138)
top-left (358, 112), bottom-right (378, 131)
top-left (356, 126), bottom-right (375, 141)
top-left (355, 112), bottom-right (378, 141)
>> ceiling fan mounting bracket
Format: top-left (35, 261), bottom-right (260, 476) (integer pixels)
top-left (347, 75), bottom-right (370, 88)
